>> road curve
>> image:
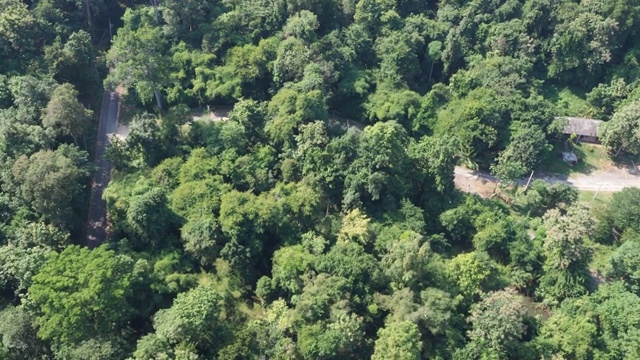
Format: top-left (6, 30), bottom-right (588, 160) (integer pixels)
top-left (84, 90), bottom-right (120, 249)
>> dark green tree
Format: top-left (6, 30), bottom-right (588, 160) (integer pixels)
top-left (12, 145), bottom-right (91, 228)
top-left (42, 83), bottom-right (93, 145)
top-left (608, 231), bottom-right (640, 294)
top-left (0, 306), bottom-right (49, 359)
top-left (608, 187), bottom-right (640, 233)
top-left (491, 123), bottom-right (549, 182)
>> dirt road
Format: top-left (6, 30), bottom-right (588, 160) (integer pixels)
top-left (454, 166), bottom-right (640, 193)
top-left (330, 115), bottom-right (640, 193)
top-left (84, 90), bottom-right (120, 248)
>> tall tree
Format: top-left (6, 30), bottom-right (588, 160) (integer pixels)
top-left (106, 10), bottom-right (170, 111)
top-left (491, 123), bottom-right (549, 183)
top-left (600, 99), bottom-right (640, 155)
top-left (608, 187), bottom-right (640, 233)
top-left (44, 30), bottom-right (96, 90)
top-left (150, 285), bottom-right (229, 356)
top-left (446, 251), bottom-right (501, 299)
top-left (381, 230), bottom-right (433, 291)
top-left (0, 245), bottom-right (49, 298)
top-left (343, 121), bottom-right (412, 209)
top-left (548, 7), bottom-right (621, 85)
top-left (162, 0), bottom-right (221, 46)
top-left (0, 306), bottom-right (49, 359)
top-left (12, 145), bottom-right (91, 228)
top-left (42, 83), bottom-right (92, 145)
top-left (609, 237), bottom-right (640, 294)
top-left (126, 187), bottom-right (178, 246)
top-left (0, 0), bottom-right (40, 73)
top-left (538, 282), bottom-right (640, 359)
top-left (372, 320), bottom-right (422, 360)
top-left (269, 244), bottom-right (315, 296)
top-left (28, 245), bottom-right (136, 347)
top-left (462, 289), bottom-right (527, 359)
top-left (538, 206), bottom-right (593, 303)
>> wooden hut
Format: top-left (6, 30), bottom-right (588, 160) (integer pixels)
top-left (559, 117), bottom-right (603, 144)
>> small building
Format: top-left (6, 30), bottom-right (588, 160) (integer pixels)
top-left (559, 117), bottom-right (604, 143)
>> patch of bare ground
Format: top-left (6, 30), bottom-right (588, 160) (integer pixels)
top-left (191, 106), bottom-right (232, 122)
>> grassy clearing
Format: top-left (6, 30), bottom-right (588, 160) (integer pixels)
top-left (542, 85), bottom-right (600, 118)
top-left (556, 87), bottom-right (599, 118)
top-left (578, 190), bottom-right (613, 208)
top-left (588, 241), bottom-right (616, 276)
top-left (539, 142), bottom-right (612, 176)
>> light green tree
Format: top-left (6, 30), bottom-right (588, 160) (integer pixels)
top-left (271, 244), bottom-right (315, 295)
top-left (28, 245), bottom-right (135, 346)
top-left (600, 99), bottom-right (640, 155)
top-left (538, 206), bottom-right (593, 303)
top-left (446, 251), bottom-right (499, 298)
top-left (372, 321), bottom-right (422, 360)
top-left (153, 285), bottom-right (228, 355)
top-left (381, 230), bottom-right (432, 291)
top-left (464, 289), bottom-right (527, 358)
top-left (106, 10), bottom-right (170, 111)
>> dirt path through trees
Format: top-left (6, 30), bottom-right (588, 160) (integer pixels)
top-left (84, 90), bottom-right (121, 248)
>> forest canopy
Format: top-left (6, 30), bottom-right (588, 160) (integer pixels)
top-left (2, 0), bottom-right (640, 359)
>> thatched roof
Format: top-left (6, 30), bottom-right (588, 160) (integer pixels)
top-left (558, 117), bottom-right (603, 137)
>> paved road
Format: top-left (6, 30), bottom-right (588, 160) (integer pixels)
top-left (84, 90), bottom-right (120, 248)
top-left (454, 166), bottom-right (640, 192)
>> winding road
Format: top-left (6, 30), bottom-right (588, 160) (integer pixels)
top-left (84, 90), bottom-right (120, 248)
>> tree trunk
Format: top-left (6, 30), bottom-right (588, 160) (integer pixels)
top-left (84, 0), bottom-right (92, 25)
top-left (151, 0), bottom-right (160, 24)
top-left (428, 61), bottom-right (435, 82)
top-left (154, 88), bottom-right (163, 112)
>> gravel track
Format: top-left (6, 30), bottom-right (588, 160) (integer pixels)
top-left (454, 166), bottom-right (640, 193)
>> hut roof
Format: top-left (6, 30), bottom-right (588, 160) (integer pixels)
top-left (559, 117), bottom-right (603, 137)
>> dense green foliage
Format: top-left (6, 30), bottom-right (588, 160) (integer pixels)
top-left (3, 0), bottom-right (640, 359)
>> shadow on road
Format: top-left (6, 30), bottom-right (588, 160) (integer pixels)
top-left (84, 90), bottom-right (120, 249)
